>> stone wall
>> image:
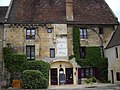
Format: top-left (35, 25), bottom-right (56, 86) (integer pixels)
top-left (4, 24), bottom-right (68, 62)
top-left (4, 24), bottom-right (114, 62)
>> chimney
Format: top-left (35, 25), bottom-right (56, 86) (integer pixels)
top-left (65, 0), bottom-right (74, 21)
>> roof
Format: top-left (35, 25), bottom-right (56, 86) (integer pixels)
top-left (106, 25), bottom-right (120, 49)
top-left (0, 7), bottom-right (8, 23)
top-left (6, 0), bottom-right (119, 24)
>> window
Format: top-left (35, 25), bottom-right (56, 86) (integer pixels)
top-left (26, 28), bottom-right (36, 39)
top-left (80, 47), bottom-right (86, 59)
top-left (79, 68), bottom-right (95, 78)
top-left (80, 28), bottom-right (87, 39)
top-left (50, 48), bottom-right (55, 58)
top-left (116, 72), bottom-right (120, 81)
top-left (47, 28), bottom-right (52, 33)
top-left (26, 45), bottom-right (35, 60)
top-left (115, 47), bottom-right (118, 58)
top-left (99, 27), bottom-right (103, 34)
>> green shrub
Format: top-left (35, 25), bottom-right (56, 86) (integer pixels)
top-left (22, 60), bottom-right (50, 79)
top-left (3, 47), bottom-right (27, 79)
top-left (85, 78), bottom-right (93, 84)
top-left (23, 70), bottom-right (48, 89)
top-left (91, 77), bottom-right (97, 83)
top-left (85, 77), bottom-right (97, 84)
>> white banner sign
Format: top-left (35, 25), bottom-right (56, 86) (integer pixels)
top-left (56, 38), bottom-right (68, 57)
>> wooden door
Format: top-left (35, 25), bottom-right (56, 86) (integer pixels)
top-left (51, 68), bottom-right (58, 85)
top-left (66, 68), bottom-right (73, 84)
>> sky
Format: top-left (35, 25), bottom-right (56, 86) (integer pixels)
top-left (0, 0), bottom-right (120, 21)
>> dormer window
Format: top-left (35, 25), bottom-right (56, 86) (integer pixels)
top-left (26, 28), bottom-right (36, 39)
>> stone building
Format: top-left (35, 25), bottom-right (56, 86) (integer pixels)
top-left (0, 6), bottom-right (8, 87)
top-left (105, 25), bottom-right (120, 84)
top-left (3, 0), bottom-right (119, 85)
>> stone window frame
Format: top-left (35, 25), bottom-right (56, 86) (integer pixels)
top-left (26, 45), bottom-right (35, 60)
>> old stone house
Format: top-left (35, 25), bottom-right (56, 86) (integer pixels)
top-left (0, 6), bottom-right (8, 86)
top-left (105, 25), bottom-right (120, 84)
top-left (2, 0), bottom-right (119, 85)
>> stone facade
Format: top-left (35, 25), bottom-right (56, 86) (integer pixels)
top-left (4, 24), bottom-right (115, 61)
top-left (4, 23), bottom-right (116, 85)
top-left (4, 24), bottom-right (68, 62)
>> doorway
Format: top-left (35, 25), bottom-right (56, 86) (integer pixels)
top-left (51, 68), bottom-right (58, 85)
top-left (111, 70), bottom-right (114, 84)
top-left (65, 68), bottom-right (73, 84)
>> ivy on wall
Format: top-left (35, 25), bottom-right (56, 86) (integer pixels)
top-left (72, 26), bottom-right (108, 81)
top-left (73, 26), bottom-right (80, 62)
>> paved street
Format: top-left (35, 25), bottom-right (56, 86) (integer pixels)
top-left (48, 84), bottom-right (120, 90)
top-left (2, 83), bottom-right (120, 90)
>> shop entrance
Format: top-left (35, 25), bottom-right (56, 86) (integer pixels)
top-left (50, 60), bottom-right (74, 85)
top-left (51, 68), bottom-right (58, 85)
top-left (66, 68), bottom-right (73, 84)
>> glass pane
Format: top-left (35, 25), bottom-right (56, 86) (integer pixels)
top-left (81, 69), bottom-right (84, 77)
top-left (31, 47), bottom-right (35, 57)
top-left (80, 29), bottom-right (83, 35)
top-left (84, 29), bottom-right (87, 35)
top-left (27, 57), bottom-right (30, 59)
top-left (48, 29), bottom-right (52, 33)
top-left (26, 30), bottom-right (30, 35)
top-left (26, 47), bottom-right (30, 56)
top-left (31, 30), bottom-right (35, 35)
top-left (86, 68), bottom-right (89, 77)
top-left (90, 68), bottom-right (93, 76)
top-left (31, 56), bottom-right (35, 59)
top-left (50, 49), bottom-right (55, 58)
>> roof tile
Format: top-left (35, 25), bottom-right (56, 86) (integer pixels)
top-left (6, 0), bottom-right (118, 24)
